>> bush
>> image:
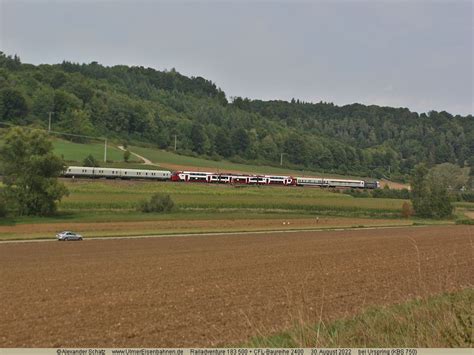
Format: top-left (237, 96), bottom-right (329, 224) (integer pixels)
top-left (0, 193), bottom-right (7, 217)
top-left (83, 154), bottom-right (100, 167)
top-left (455, 218), bottom-right (474, 225)
top-left (138, 193), bottom-right (174, 213)
top-left (229, 155), bottom-right (246, 164)
top-left (123, 150), bottom-right (131, 162)
top-left (209, 153), bottom-right (222, 161)
top-left (342, 187), bottom-right (411, 199)
top-left (372, 187), bottom-right (410, 199)
top-left (460, 191), bottom-right (474, 202)
top-left (401, 201), bottom-right (414, 218)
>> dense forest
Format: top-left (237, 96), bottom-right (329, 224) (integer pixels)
top-left (0, 52), bottom-right (473, 180)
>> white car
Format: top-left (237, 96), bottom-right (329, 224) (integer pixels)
top-left (56, 231), bottom-right (83, 241)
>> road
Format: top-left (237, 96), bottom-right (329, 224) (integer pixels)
top-left (117, 145), bottom-right (157, 166)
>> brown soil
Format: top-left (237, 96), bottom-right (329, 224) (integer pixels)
top-left (1, 225), bottom-right (472, 347)
top-left (464, 211), bottom-right (474, 219)
top-left (0, 217), bottom-right (412, 238)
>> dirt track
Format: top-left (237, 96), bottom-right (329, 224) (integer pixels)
top-left (1, 225), bottom-right (472, 347)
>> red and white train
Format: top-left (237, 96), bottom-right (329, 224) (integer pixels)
top-left (171, 171), bottom-right (379, 189)
top-left (171, 171), bottom-right (293, 185)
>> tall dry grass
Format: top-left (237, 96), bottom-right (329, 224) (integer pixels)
top-left (243, 234), bottom-right (473, 348)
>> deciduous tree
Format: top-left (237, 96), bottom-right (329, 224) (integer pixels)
top-left (214, 128), bottom-right (233, 158)
top-left (410, 163), bottom-right (453, 218)
top-left (0, 128), bottom-right (68, 216)
top-left (123, 149), bottom-right (131, 162)
top-left (0, 88), bottom-right (28, 121)
top-left (190, 123), bottom-right (207, 154)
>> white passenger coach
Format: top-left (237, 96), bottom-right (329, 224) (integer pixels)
top-left (64, 166), bottom-right (171, 180)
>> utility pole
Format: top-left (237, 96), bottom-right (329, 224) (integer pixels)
top-left (48, 112), bottom-right (54, 132)
top-left (104, 138), bottom-right (107, 162)
top-left (174, 135), bottom-right (177, 151)
top-left (280, 153), bottom-right (285, 166)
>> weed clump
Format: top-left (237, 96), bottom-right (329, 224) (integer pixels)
top-left (401, 201), bottom-right (414, 218)
top-left (455, 218), bottom-right (474, 225)
top-left (0, 192), bottom-right (7, 217)
top-left (138, 193), bottom-right (174, 213)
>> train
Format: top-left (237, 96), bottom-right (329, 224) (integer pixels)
top-left (64, 166), bottom-right (171, 180)
top-left (63, 166), bottom-right (380, 189)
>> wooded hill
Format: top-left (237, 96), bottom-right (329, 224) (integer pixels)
top-left (0, 52), bottom-right (472, 180)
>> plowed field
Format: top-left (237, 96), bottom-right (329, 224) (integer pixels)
top-left (1, 225), bottom-right (472, 347)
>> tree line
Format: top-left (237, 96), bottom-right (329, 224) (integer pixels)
top-left (0, 127), bottom-right (466, 219)
top-left (0, 52), bottom-right (473, 181)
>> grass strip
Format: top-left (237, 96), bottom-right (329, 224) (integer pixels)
top-left (243, 288), bottom-right (473, 348)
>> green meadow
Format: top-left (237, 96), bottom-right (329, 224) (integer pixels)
top-left (39, 137), bottom-right (373, 180)
top-left (2, 136), bottom-right (468, 234)
top-left (130, 145), bottom-right (364, 178)
top-left (52, 139), bottom-right (136, 163)
top-left (59, 180), bottom-right (404, 216)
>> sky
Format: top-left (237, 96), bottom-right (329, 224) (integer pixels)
top-left (0, 0), bottom-right (472, 115)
